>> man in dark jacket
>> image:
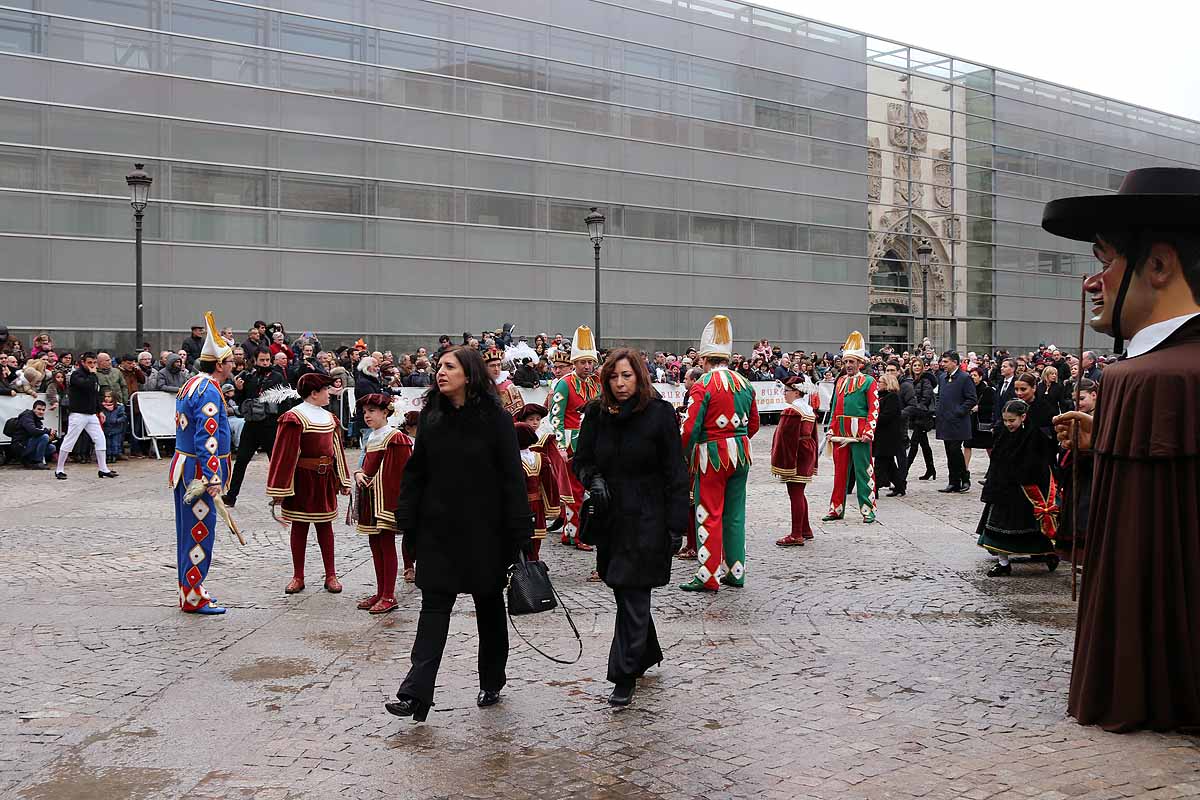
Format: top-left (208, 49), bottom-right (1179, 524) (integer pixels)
top-left (241, 325), bottom-right (269, 363)
top-left (223, 348), bottom-right (290, 507)
top-left (11, 400), bottom-right (57, 468)
top-left (53, 352), bottom-right (117, 479)
top-left (993, 357), bottom-right (1018, 427)
top-left (180, 324), bottom-right (205, 367)
top-left (934, 351), bottom-right (977, 493)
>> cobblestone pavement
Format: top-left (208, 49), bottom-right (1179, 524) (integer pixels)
top-left (2, 431), bottom-right (1198, 800)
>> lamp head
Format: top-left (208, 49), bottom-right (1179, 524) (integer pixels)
top-left (585, 207), bottom-right (605, 244)
top-left (126, 163), bottom-right (152, 212)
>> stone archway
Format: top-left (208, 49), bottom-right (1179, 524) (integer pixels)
top-left (868, 212), bottom-right (953, 349)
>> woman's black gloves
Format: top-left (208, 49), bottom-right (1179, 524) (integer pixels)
top-left (587, 476), bottom-right (610, 516)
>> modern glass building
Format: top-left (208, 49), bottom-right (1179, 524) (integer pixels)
top-left (2, 0), bottom-right (1198, 355)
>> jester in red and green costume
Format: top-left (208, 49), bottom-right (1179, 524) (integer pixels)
top-left (823, 331), bottom-right (879, 524)
top-left (549, 325), bottom-right (601, 550)
top-left (679, 315), bottom-right (761, 592)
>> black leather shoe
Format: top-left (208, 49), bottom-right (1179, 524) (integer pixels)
top-left (937, 484), bottom-right (959, 493)
top-left (1046, 555), bottom-right (1060, 573)
top-left (953, 484), bottom-right (972, 493)
top-left (477, 690), bottom-right (501, 708)
top-left (385, 694), bottom-right (432, 722)
top-left (608, 682), bottom-right (635, 707)
top-left (886, 488), bottom-right (906, 497)
top-left (55, 472), bottom-right (67, 480)
top-left (986, 562), bottom-right (1012, 577)
top-left (98, 470), bottom-right (118, 478)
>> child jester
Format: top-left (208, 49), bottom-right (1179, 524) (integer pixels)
top-left (822, 331), bottom-right (879, 524)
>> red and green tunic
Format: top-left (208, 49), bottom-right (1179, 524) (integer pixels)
top-left (680, 367), bottom-right (760, 474)
top-left (549, 372), bottom-right (600, 454)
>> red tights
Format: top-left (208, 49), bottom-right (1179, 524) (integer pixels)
top-left (787, 482), bottom-right (813, 539)
top-left (368, 534), bottom-right (398, 600)
top-left (290, 521), bottom-right (336, 580)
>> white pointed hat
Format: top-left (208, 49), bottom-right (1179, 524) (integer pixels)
top-left (199, 310), bottom-right (234, 363)
top-left (698, 315), bottom-right (733, 359)
top-left (840, 331), bottom-right (868, 363)
top-left (570, 325), bottom-right (598, 363)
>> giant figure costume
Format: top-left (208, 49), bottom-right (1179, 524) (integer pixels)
top-left (823, 332), bottom-right (879, 524)
top-left (548, 326), bottom-right (600, 549)
top-left (1041, 166), bottom-right (1200, 732)
top-left (168, 312), bottom-right (233, 614)
top-left (679, 315), bottom-right (760, 591)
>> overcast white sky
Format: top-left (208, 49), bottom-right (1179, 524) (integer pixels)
top-left (758, 0), bottom-right (1200, 122)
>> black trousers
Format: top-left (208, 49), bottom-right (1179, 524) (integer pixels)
top-left (398, 589), bottom-right (508, 704)
top-left (907, 428), bottom-right (934, 473)
top-left (225, 419), bottom-right (277, 500)
top-left (608, 587), bottom-right (663, 686)
top-left (943, 440), bottom-right (968, 487)
top-left (875, 451), bottom-right (907, 493)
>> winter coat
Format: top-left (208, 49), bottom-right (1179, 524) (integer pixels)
top-left (67, 368), bottom-right (101, 415)
top-left (96, 366), bottom-right (128, 404)
top-left (405, 370), bottom-right (433, 388)
top-left (395, 396), bottom-right (532, 595)
top-left (572, 398), bottom-right (690, 588)
top-left (146, 356), bottom-right (189, 394)
top-left (10, 408), bottom-right (48, 447)
top-left (181, 334), bottom-right (204, 366)
top-left (874, 390), bottom-right (906, 460)
top-left (934, 368), bottom-right (978, 442)
top-left (100, 402), bottom-right (127, 437)
top-left (907, 372), bottom-right (937, 431)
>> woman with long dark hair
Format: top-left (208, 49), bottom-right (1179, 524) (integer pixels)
top-left (572, 347), bottom-right (690, 706)
top-left (386, 347), bottom-right (532, 723)
top-left (964, 365), bottom-right (995, 473)
top-left (906, 359), bottom-right (937, 480)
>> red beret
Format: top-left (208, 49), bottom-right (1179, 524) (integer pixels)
top-left (514, 421), bottom-right (538, 449)
top-left (296, 372), bottom-right (336, 398)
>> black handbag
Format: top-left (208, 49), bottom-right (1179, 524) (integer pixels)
top-left (506, 552), bottom-right (582, 664)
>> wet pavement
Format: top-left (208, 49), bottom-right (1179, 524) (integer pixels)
top-left (2, 431), bottom-right (1198, 799)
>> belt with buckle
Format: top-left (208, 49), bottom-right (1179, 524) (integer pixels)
top-left (297, 456), bottom-right (334, 474)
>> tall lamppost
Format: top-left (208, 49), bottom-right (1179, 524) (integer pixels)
top-left (125, 163), bottom-right (152, 349)
top-left (584, 207), bottom-right (606, 346)
top-left (917, 241), bottom-right (933, 347)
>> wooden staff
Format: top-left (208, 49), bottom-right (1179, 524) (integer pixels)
top-left (1069, 275), bottom-right (1087, 601)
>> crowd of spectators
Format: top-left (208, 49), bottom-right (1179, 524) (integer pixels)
top-left (0, 320), bottom-right (1111, 471)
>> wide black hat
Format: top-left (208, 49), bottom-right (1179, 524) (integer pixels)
top-left (1042, 167), bottom-right (1200, 242)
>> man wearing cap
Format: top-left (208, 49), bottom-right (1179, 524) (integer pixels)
top-left (168, 312), bottom-right (235, 614)
top-left (822, 332), bottom-right (879, 524)
top-left (549, 326), bottom-right (600, 551)
top-left (484, 346), bottom-right (525, 418)
top-left (1046, 167), bottom-right (1200, 732)
top-left (679, 315), bottom-right (760, 591)
top-left (181, 324), bottom-right (205, 367)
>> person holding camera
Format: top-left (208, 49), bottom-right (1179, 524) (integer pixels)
top-left (222, 349), bottom-right (290, 507)
top-left (571, 347), bottom-right (690, 707)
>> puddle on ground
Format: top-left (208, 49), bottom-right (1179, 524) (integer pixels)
top-left (19, 761), bottom-right (174, 800)
top-left (304, 631), bottom-right (356, 651)
top-left (228, 657), bottom-right (315, 682)
top-left (79, 726), bottom-right (157, 748)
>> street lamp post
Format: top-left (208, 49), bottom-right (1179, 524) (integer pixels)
top-left (125, 163), bottom-right (152, 350)
top-left (584, 207), bottom-right (606, 346)
top-left (917, 242), bottom-right (933, 348)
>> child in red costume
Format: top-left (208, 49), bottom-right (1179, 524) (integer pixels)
top-left (772, 377), bottom-right (821, 546)
top-left (267, 373), bottom-right (351, 594)
top-left (514, 421), bottom-right (562, 561)
top-left (352, 393), bottom-right (413, 614)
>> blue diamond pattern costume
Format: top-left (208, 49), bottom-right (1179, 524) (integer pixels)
top-left (167, 312), bottom-right (233, 614)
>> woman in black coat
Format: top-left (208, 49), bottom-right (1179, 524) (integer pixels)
top-left (572, 347), bottom-right (690, 707)
top-left (386, 347), bottom-right (533, 723)
top-left (965, 366), bottom-right (996, 474)
top-left (873, 370), bottom-right (907, 497)
top-left (905, 359), bottom-right (937, 480)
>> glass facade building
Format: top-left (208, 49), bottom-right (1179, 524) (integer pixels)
top-left (1, 0), bottom-right (1198, 354)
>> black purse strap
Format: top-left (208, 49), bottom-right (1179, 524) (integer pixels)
top-left (507, 561), bottom-right (583, 665)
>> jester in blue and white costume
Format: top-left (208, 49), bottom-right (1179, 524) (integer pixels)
top-left (167, 312), bottom-right (235, 615)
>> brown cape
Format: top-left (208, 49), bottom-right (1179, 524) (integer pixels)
top-left (1068, 314), bottom-right (1200, 732)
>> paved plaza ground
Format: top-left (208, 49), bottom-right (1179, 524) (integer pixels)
top-left (2, 429), bottom-right (1198, 799)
